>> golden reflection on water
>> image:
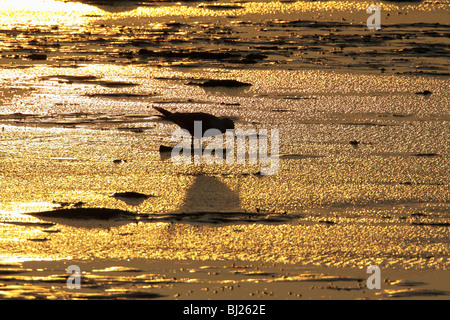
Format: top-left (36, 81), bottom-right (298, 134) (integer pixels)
top-left (0, 0), bottom-right (448, 280)
top-left (0, 0), bottom-right (99, 28)
top-left (0, 0), bottom-right (93, 11)
top-left (0, 0), bottom-right (440, 26)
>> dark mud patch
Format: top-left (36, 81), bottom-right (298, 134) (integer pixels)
top-left (373, 152), bottom-right (441, 158)
top-left (52, 201), bottom-right (85, 209)
top-left (82, 291), bottom-right (164, 300)
top-left (40, 75), bottom-right (97, 82)
top-left (97, 81), bottom-right (139, 88)
top-left (23, 208), bottom-right (300, 228)
top-left (158, 145), bottom-right (231, 162)
top-left (415, 90), bottom-right (432, 96)
top-left (85, 93), bottom-right (154, 98)
top-left (27, 238), bottom-right (50, 242)
top-left (279, 154), bottom-right (324, 160)
top-left (0, 112), bottom-right (39, 120)
top-left (0, 220), bottom-right (56, 228)
top-left (117, 126), bottom-right (152, 133)
top-left (40, 75), bottom-right (139, 87)
top-left (28, 208), bottom-right (137, 220)
top-left (25, 208), bottom-right (141, 228)
top-left (154, 76), bottom-right (210, 81)
top-left (113, 159), bottom-right (127, 164)
top-left (137, 49), bottom-right (244, 62)
top-left (187, 79), bottom-right (252, 88)
top-left (411, 222), bottom-right (450, 227)
top-left (26, 54), bottom-right (47, 61)
top-left (271, 109), bottom-right (291, 113)
top-left (111, 192), bottom-right (155, 206)
top-left (198, 4), bottom-right (245, 10)
top-left (0, 268), bottom-right (30, 275)
top-left (111, 192), bottom-right (153, 199)
top-left (413, 153), bottom-right (439, 157)
top-left (379, 289), bottom-right (449, 298)
top-left (159, 145), bottom-right (174, 153)
top-left (0, 112), bottom-right (158, 129)
top-left (337, 122), bottom-right (392, 127)
top-left (138, 211), bottom-right (301, 225)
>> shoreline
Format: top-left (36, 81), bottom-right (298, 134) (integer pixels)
top-left (0, 0), bottom-right (448, 301)
top-left (1, 257), bottom-right (448, 300)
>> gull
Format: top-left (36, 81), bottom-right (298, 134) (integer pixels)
top-left (153, 106), bottom-right (235, 150)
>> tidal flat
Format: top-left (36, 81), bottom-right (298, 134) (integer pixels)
top-left (0, 0), bottom-right (449, 300)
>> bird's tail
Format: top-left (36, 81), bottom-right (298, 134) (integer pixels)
top-left (153, 106), bottom-right (172, 118)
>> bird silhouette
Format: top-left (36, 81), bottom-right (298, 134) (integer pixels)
top-left (153, 106), bottom-right (235, 151)
top-left (154, 106), bottom-right (234, 135)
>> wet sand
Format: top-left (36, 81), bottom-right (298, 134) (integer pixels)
top-left (0, 0), bottom-right (449, 300)
top-left (1, 258), bottom-right (449, 300)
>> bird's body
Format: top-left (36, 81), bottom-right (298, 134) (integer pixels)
top-left (153, 106), bottom-right (235, 137)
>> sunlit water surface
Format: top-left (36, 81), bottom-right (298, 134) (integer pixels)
top-left (0, 0), bottom-right (448, 299)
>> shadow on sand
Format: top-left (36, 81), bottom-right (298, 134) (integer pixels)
top-left (25, 175), bottom-right (300, 228)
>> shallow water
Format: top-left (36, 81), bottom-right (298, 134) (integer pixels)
top-left (1, 0), bottom-right (449, 75)
top-left (0, 0), bottom-right (449, 299)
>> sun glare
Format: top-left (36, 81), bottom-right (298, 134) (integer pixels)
top-left (0, 0), bottom-right (96, 12)
top-left (0, 0), bottom-right (100, 28)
